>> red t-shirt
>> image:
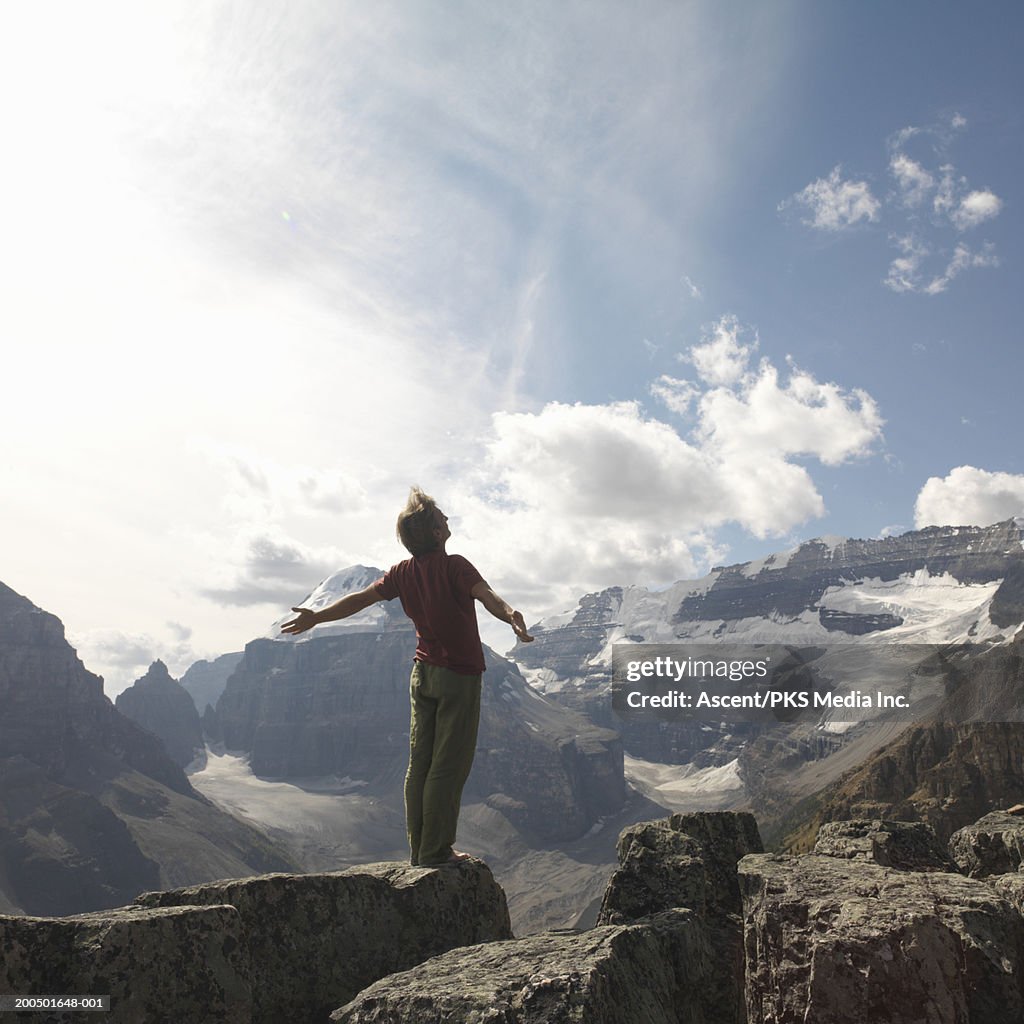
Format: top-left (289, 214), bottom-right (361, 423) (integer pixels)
top-left (375, 551), bottom-right (486, 675)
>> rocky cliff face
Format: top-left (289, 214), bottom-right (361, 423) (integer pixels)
top-left (0, 583), bottom-right (189, 792)
top-left (116, 660), bottom-right (206, 770)
top-left (0, 582), bottom-right (297, 916)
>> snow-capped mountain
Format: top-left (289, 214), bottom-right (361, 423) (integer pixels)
top-left (513, 519), bottom-right (1024, 696)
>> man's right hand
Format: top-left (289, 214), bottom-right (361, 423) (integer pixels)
top-left (510, 610), bottom-right (534, 643)
top-left (281, 607), bottom-right (318, 635)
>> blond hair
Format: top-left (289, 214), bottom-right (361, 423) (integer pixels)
top-left (396, 486), bottom-right (440, 556)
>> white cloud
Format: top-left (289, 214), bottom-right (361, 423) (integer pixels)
top-left (923, 242), bottom-right (999, 295)
top-left (686, 315), bottom-right (755, 386)
top-left (877, 524), bottom-right (907, 539)
top-left (458, 317), bottom-right (884, 608)
top-left (695, 363), bottom-right (883, 469)
top-left (890, 154), bottom-right (935, 207)
top-left (950, 189), bottom-right (1003, 231)
top-left (884, 235), bottom-right (929, 293)
top-left (650, 376), bottom-right (700, 415)
top-left (884, 236), bottom-right (997, 296)
top-left (932, 167), bottom-right (1002, 232)
top-left (914, 467), bottom-right (1024, 529)
top-left (782, 166), bottom-right (881, 230)
top-left (68, 627), bottom-right (206, 697)
top-left (801, 118), bottom-right (1002, 295)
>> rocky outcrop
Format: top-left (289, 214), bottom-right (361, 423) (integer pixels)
top-left (949, 811), bottom-right (1024, 877)
top-left (739, 852), bottom-right (1024, 1024)
top-left (136, 860), bottom-right (512, 1024)
top-left (993, 873), bottom-right (1024, 915)
top-left (1, 861), bottom-right (509, 1024)
top-left (9, 809), bottom-right (1024, 1024)
top-left (116, 660), bottom-right (206, 769)
top-left (0, 582), bottom-right (296, 916)
top-left (813, 818), bottom-right (958, 871)
top-left (596, 811), bottom-right (762, 1024)
top-left (216, 624), bottom-right (624, 842)
top-left (598, 811), bottom-right (763, 924)
top-left (0, 904), bottom-right (250, 1023)
top-left (333, 909), bottom-right (710, 1024)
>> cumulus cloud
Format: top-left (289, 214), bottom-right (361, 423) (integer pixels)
top-left (781, 167), bottom-right (881, 230)
top-left (914, 466), bottom-right (1024, 528)
top-left (460, 316), bottom-right (884, 606)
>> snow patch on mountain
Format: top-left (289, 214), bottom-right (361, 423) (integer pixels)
top-left (817, 570), bottom-right (1004, 643)
top-left (266, 565), bottom-right (405, 640)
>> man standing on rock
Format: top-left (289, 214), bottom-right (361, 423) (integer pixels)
top-left (281, 487), bottom-right (533, 867)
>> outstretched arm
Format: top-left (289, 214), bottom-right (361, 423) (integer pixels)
top-left (280, 583), bottom-right (383, 635)
top-left (471, 581), bottom-right (534, 643)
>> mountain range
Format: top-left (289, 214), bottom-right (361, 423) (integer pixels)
top-left (3, 518), bottom-right (1023, 926)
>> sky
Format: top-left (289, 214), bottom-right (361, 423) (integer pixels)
top-left (2, 1), bottom-right (1023, 694)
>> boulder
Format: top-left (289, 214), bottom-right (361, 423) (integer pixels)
top-left (814, 819), bottom-right (958, 872)
top-left (0, 905), bottom-right (250, 1024)
top-left (135, 860), bottom-right (511, 1024)
top-left (992, 873), bottom-right (1024, 916)
top-left (332, 908), bottom-right (709, 1024)
top-left (596, 820), bottom-right (706, 924)
top-left (739, 853), bottom-right (1024, 1023)
top-left (598, 811), bottom-right (763, 924)
top-left (596, 812), bottom-right (762, 1024)
top-left (949, 811), bottom-right (1024, 877)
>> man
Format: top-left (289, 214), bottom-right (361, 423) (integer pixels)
top-left (281, 487), bottom-right (533, 867)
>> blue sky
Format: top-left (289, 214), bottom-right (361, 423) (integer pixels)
top-left (2, 1), bottom-right (1022, 691)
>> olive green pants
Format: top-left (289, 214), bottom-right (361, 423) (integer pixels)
top-left (405, 660), bottom-right (481, 866)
